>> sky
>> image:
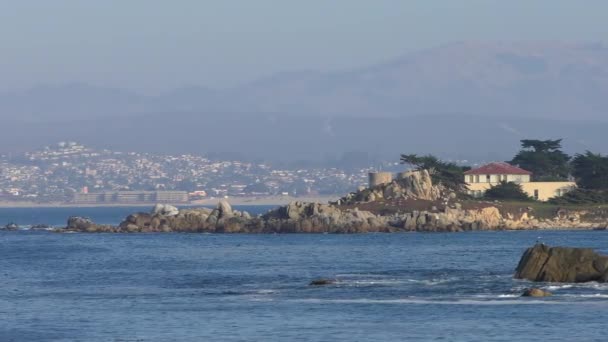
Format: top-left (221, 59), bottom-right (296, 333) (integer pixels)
top-left (0, 0), bottom-right (607, 94)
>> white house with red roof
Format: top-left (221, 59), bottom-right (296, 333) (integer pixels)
top-left (464, 162), bottom-right (576, 201)
top-left (464, 162), bottom-right (532, 184)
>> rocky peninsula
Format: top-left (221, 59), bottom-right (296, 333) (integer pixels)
top-left (61, 170), bottom-right (608, 233)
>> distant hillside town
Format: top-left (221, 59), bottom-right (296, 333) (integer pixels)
top-left (0, 142), bottom-right (397, 204)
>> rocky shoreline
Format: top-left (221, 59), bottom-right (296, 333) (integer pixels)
top-left (59, 170), bottom-right (608, 233)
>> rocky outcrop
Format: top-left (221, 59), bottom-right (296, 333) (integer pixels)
top-left (62, 201), bottom-right (258, 233)
top-left (66, 216), bottom-right (114, 233)
top-left (61, 201), bottom-right (608, 234)
top-left (515, 244), bottom-right (608, 283)
top-left (67, 216), bottom-right (94, 230)
top-left (267, 202), bottom-right (450, 233)
top-left (151, 204), bottom-right (179, 217)
top-left (217, 199), bottom-right (232, 217)
top-left (260, 201), bottom-right (392, 233)
top-left (60, 169), bottom-right (608, 234)
top-left (30, 224), bottom-right (52, 230)
top-left (396, 170), bottom-right (442, 200)
top-left (2, 222), bottom-right (19, 230)
top-left (337, 169), bottom-right (443, 205)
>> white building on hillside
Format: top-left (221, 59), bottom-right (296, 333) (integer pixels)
top-left (465, 162), bottom-right (575, 201)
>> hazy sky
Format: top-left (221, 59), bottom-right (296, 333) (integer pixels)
top-left (1, 0), bottom-right (606, 94)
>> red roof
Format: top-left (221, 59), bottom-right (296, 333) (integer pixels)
top-left (464, 162), bottom-right (532, 176)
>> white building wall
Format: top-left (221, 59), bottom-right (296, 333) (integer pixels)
top-left (506, 174), bottom-right (530, 183)
top-left (466, 174), bottom-right (530, 184)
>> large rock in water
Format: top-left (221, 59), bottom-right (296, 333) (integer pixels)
top-left (515, 244), bottom-right (608, 283)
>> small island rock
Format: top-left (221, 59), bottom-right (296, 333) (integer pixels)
top-left (515, 244), bottom-right (608, 283)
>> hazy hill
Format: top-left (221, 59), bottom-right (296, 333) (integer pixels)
top-left (2, 42), bottom-right (608, 121)
top-left (1, 42), bottom-right (608, 163)
top-left (226, 41), bottom-right (608, 120)
top-left (1, 113), bottom-right (607, 164)
top-left (0, 83), bottom-right (149, 121)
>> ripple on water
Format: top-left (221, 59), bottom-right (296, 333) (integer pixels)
top-left (2, 230), bottom-right (608, 341)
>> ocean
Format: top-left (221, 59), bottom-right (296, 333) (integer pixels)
top-left (1, 208), bottom-right (607, 341)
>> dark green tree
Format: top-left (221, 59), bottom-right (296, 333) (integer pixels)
top-left (510, 139), bottom-right (571, 181)
top-left (548, 188), bottom-right (608, 205)
top-left (571, 151), bottom-right (608, 190)
top-left (400, 154), bottom-right (470, 192)
top-left (483, 181), bottom-right (533, 201)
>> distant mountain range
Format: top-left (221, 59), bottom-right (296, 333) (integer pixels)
top-left (1, 42), bottom-right (608, 162)
top-left (2, 41), bottom-right (608, 121)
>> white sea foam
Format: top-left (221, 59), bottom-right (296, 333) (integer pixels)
top-left (472, 293), bottom-right (524, 299)
top-left (287, 292), bottom-right (608, 305)
top-left (545, 284), bottom-right (574, 290)
top-left (344, 278), bottom-right (455, 286)
top-left (330, 277), bottom-right (454, 287)
top-left (404, 278), bottom-right (453, 286)
top-left (255, 289), bottom-right (277, 294)
top-left (580, 294), bottom-right (608, 298)
top-left (346, 280), bottom-right (404, 286)
top-left (497, 294), bottom-right (520, 298)
top-left (288, 298), bottom-right (571, 305)
top-left (335, 274), bottom-right (388, 278)
top-left (562, 293), bottom-right (608, 298)
top-left (544, 282), bottom-right (608, 291)
top-left (578, 282), bottom-right (608, 290)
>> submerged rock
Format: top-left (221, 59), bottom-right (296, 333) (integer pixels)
top-left (309, 278), bottom-right (337, 286)
top-left (514, 244), bottom-right (608, 283)
top-left (521, 288), bottom-right (552, 297)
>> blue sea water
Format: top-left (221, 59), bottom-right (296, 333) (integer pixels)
top-left (1, 209), bottom-right (608, 341)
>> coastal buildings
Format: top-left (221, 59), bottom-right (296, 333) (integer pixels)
top-left (73, 191), bottom-right (188, 204)
top-left (368, 172), bottom-right (393, 187)
top-left (465, 162), bottom-right (576, 201)
top-left (0, 142), bottom-right (372, 203)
